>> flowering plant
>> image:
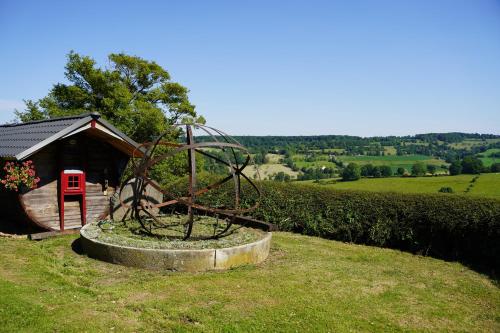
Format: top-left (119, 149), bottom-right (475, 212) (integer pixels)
top-left (1, 160), bottom-right (41, 192)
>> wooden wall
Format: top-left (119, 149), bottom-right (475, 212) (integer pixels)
top-left (19, 133), bottom-right (129, 230)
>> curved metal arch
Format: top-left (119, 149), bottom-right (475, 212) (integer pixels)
top-left (117, 123), bottom-right (262, 240)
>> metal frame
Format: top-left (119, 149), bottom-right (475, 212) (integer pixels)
top-left (117, 123), bottom-right (261, 240)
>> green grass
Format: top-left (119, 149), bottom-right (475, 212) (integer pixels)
top-left (86, 217), bottom-right (263, 249)
top-left (301, 173), bottom-right (500, 199)
top-left (449, 138), bottom-right (500, 150)
top-left (383, 146), bottom-right (397, 155)
top-left (478, 149), bottom-right (500, 167)
top-left (243, 163), bottom-right (299, 179)
top-left (337, 154), bottom-right (447, 173)
top-left (0, 233), bottom-right (498, 332)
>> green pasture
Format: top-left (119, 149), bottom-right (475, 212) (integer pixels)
top-left (449, 138), bottom-right (500, 150)
top-left (337, 154), bottom-right (447, 173)
top-left (383, 146), bottom-right (397, 155)
top-left (0, 233), bottom-right (498, 332)
top-left (478, 148), bottom-right (500, 167)
top-left (292, 154), bottom-right (338, 169)
top-left (302, 173), bottom-right (500, 199)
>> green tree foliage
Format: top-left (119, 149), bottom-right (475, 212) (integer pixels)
top-left (426, 164), bottom-right (437, 175)
top-left (360, 164), bottom-right (374, 177)
top-left (253, 150), bottom-right (267, 165)
top-left (185, 179), bottom-right (500, 272)
top-left (396, 167), bottom-right (406, 176)
top-left (273, 171), bottom-right (291, 182)
top-left (379, 165), bottom-right (392, 177)
top-left (491, 163), bottom-right (500, 173)
top-left (15, 51), bottom-right (196, 143)
top-left (449, 160), bottom-right (462, 175)
top-left (411, 162), bottom-right (426, 176)
top-left (371, 166), bottom-right (382, 178)
top-left (341, 163), bottom-right (361, 181)
top-left (461, 156), bottom-right (484, 174)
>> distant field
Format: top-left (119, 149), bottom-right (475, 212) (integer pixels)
top-left (337, 154), bottom-right (448, 173)
top-left (310, 148), bottom-right (345, 154)
top-left (244, 163), bottom-right (299, 179)
top-left (265, 153), bottom-right (282, 164)
top-left (383, 146), bottom-right (397, 155)
top-left (478, 148), bottom-right (500, 167)
top-left (300, 173), bottom-right (500, 199)
top-left (450, 138), bottom-right (500, 150)
top-left (292, 154), bottom-right (338, 169)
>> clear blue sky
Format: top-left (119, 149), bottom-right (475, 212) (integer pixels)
top-left (1, 0), bottom-right (499, 136)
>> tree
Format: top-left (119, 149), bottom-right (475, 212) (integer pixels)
top-left (396, 167), bottom-right (406, 176)
top-left (449, 160), bottom-right (462, 175)
top-left (426, 164), bottom-right (437, 175)
top-left (461, 156), bottom-right (483, 174)
top-left (491, 163), bottom-right (500, 173)
top-left (411, 162), bottom-right (426, 176)
top-left (360, 164), bottom-right (374, 177)
top-left (371, 166), bottom-right (382, 178)
top-left (273, 172), bottom-right (290, 182)
top-left (341, 163), bottom-right (361, 181)
top-left (380, 165), bottom-right (392, 177)
top-left (15, 51), bottom-right (196, 143)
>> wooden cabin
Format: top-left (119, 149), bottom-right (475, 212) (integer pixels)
top-left (0, 113), bottom-right (142, 231)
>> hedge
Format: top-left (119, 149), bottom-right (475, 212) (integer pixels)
top-left (169, 178), bottom-right (500, 273)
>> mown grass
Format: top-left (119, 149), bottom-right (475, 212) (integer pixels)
top-left (0, 233), bottom-right (498, 332)
top-left (301, 173), bottom-right (500, 199)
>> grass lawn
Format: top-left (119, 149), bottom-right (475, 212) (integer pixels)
top-left (0, 233), bottom-right (498, 332)
top-left (302, 173), bottom-right (500, 199)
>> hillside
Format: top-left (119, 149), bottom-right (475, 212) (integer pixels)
top-left (0, 233), bottom-right (498, 332)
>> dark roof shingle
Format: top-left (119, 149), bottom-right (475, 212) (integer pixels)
top-left (0, 114), bottom-right (91, 158)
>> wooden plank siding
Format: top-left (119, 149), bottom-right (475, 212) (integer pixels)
top-left (19, 132), bottom-right (129, 231)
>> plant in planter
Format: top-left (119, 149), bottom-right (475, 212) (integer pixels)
top-left (1, 160), bottom-right (40, 192)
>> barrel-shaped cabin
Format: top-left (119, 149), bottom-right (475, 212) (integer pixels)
top-left (0, 113), bottom-right (141, 231)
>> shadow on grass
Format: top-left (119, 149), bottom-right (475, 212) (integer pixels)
top-left (71, 237), bottom-right (84, 255)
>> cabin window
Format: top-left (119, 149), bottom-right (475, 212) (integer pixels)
top-left (67, 175), bottom-right (80, 189)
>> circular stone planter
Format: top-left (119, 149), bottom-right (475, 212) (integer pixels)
top-left (80, 223), bottom-right (271, 272)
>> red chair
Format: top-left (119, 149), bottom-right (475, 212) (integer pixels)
top-left (60, 170), bottom-right (86, 230)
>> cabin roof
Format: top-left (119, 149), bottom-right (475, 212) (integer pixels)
top-left (0, 113), bottom-right (142, 160)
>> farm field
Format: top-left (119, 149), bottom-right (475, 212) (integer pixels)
top-left (449, 138), bottom-right (500, 150)
top-left (478, 148), bottom-right (500, 167)
top-left (302, 173), bottom-right (500, 199)
top-left (243, 163), bottom-right (299, 180)
top-left (337, 154), bottom-right (448, 173)
top-left (0, 233), bottom-right (498, 332)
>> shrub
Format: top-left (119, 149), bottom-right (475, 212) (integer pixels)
top-left (411, 162), bottom-right (426, 176)
top-left (438, 186), bottom-right (454, 193)
top-left (427, 164), bottom-right (437, 175)
top-left (216, 181), bottom-right (498, 271)
top-left (461, 156), bottom-right (483, 174)
top-left (341, 163), bottom-right (361, 181)
top-left (449, 160), bottom-right (462, 175)
top-left (379, 165), bottom-right (392, 177)
top-left (491, 163), bottom-right (500, 173)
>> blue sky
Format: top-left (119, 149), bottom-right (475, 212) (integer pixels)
top-left (1, 0), bottom-right (499, 136)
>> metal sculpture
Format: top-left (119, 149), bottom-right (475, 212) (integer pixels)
top-left (118, 123), bottom-right (261, 240)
